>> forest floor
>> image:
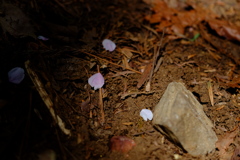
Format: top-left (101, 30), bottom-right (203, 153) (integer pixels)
top-left (0, 0), bottom-right (240, 160)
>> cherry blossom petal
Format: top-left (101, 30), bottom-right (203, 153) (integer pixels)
top-left (102, 39), bottom-right (116, 52)
top-left (88, 73), bottom-right (104, 90)
top-left (140, 109), bottom-right (153, 121)
top-left (37, 35), bottom-right (49, 41)
top-left (8, 67), bottom-right (25, 84)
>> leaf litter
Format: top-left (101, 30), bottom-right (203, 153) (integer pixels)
top-left (0, 0), bottom-right (240, 160)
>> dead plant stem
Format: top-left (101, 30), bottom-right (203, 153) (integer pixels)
top-left (97, 65), bottom-right (105, 124)
top-left (79, 50), bottom-right (142, 74)
top-left (148, 30), bottom-right (165, 85)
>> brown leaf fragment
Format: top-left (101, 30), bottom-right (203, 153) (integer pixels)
top-left (231, 145), bottom-right (240, 160)
top-left (207, 82), bottom-right (214, 106)
top-left (226, 77), bottom-right (240, 88)
top-left (137, 63), bottom-right (152, 89)
top-left (118, 47), bottom-right (133, 59)
top-left (145, 1), bottom-right (212, 36)
top-left (208, 19), bottom-right (240, 42)
top-left (122, 56), bottom-right (131, 69)
top-left (216, 129), bottom-right (239, 160)
top-left (110, 136), bottom-right (136, 153)
top-left (200, 24), bottom-right (240, 65)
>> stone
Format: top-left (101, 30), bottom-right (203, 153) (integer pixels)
top-left (153, 82), bottom-right (218, 156)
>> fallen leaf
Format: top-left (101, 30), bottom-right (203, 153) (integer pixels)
top-left (208, 19), bottom-right (240, 41)
top-left (137, 62), bottom-right (152, 89)
top-left (118, 47), bottom-right (133, 59)
top-left (122, 56), bottom-right (131, 69)
top-left (226, 77), bottom-right (240, 88)
top-left (216, 129), bottom-right (239, 160)
top-left (144, 1), bottom-right (209, 36)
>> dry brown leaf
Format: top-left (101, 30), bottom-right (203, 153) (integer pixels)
top-left (200, 24), bottom-right (240, 65)
top-left (137, 63), bottom-right (153, 89)
top-left (188, 0), bottom-right (239, 18)
top-left (118, 47), bottom-right (133, 59)
top-left (208, 19), bottom-right (240, 41)
top-left (145, 0), bottom-right (240, 43)
top-left (122, 56), bottom-right (131, 69)
top-left (216, 129), bottom-right (239, 160)
top-left (145, 1), bottom-right (212, 36)
top-left (226, 77), bottom-right (240, 88)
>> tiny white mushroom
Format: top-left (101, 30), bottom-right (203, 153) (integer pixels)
top-left (140, 109), bottom-right (153, 121)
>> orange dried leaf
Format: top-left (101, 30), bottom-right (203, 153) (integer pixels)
top-left (137, 63), bottom-right (153, 89)
top-left (119, 48), bottom-right (133, 59)
top-left (226, 77), bottom-right (240, 88)
top-left (208, 19), bottom-right (240, 42)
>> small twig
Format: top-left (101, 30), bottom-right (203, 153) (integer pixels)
top-left (132, 130), bottom-right (155, 136)
top-left (97, 65), bottom-right (105, 125)
top-left (76, 50), bottom-right (142, 74)
top-left (120, 90), bottom-right (158, 99)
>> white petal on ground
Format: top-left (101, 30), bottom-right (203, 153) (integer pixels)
top-left (88, 73), bottom-right (104, 90)
top-left (37, 35), bottom-right (49, 41)
top-left (140, 109), bottom-right (153, 121)
top-left (102, 39), bottom-right (116, 52)
top-left (8, 67), bottom-right (25, 84)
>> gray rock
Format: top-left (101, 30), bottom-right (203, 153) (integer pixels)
top-left (153, 82), bottom-right (217, 156)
